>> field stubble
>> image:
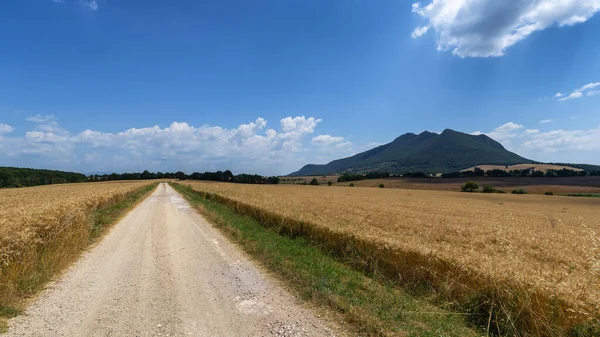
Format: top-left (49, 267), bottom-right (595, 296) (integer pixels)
top-left (0, 181), bottom-right (156, 319)
top-left (183, 181), bottom-right (600, 336)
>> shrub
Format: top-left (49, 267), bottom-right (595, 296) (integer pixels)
top-left (349, 183), bottom-right (354, 187)
top-left (482, 185), bottom-right (495, 193)
top-left (461, 181), bottom-right (479, 192)
top-left (327, 181), bottom-right (333, 186)
top-left (379, 184), bottom-right (385, 188)
top-left (545, 191), bottom-right (554, 195)
top-left (512, 188), bottom-right (527, 194)
top-left (309, 178), bottom-right (319, 186)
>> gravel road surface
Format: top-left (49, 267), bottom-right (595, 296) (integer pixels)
top-left (7, 183), bottom-right (340, 337)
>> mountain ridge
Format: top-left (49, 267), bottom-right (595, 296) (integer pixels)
top-left (289, 129), bottom-right (534, 176)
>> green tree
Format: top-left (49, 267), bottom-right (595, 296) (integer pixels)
top-left (309, 178), bottom-right (319, 185)
top-left (461, 181), bottom-right (479, 192)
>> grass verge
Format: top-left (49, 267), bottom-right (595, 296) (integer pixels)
top-left (171, 182), bottom-right (479, 336)
top-left (0, 183), bottom-right (157, 333)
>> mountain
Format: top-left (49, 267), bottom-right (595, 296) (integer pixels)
top-left (290, 129), bottom-right (534, 176)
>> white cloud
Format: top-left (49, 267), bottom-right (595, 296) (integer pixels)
top-left (80, 0), bottom-right (98, 10)
top-left (555, 92), bottom-right (563, 98)
top-left (522, 128), bottom-right (600, 152)
top-left (411, 25), bottom-right (430, 38)
top-left (312, 135), bottom-right (345, 146)
top-left (26, 114), bottom-right (65, 134)
top-left (411, 0), bottom-right (600, 58)
top-left (559, 91), bottom-right (583, 101)
top-left (558, 81), bottom-right (600, 101)
top-left (475, 122), bottom-right (600, 163)
top-left (539, 119), bottom-right (552, 124)
top-left (53, 0), bottom-right (97, 10)
top-left (26, 114), bottom-right (55, 123)
top-left (0, 115), bottom-right (361, 175)
top-left (486, 122), bottom-right (524, 142)
top-left (0, 124), bottom-right (14, 134)
top-left (588, 90), bottom-right (600, 97)
top-left (577, 82), bottom-right (600, 92)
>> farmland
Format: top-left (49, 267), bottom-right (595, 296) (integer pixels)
top-left (0, 181), bottom-right (156, 322)
top-left (180, 181), bottom-right (600, 335)
top-left (286, 175), bottom-right (600, 195)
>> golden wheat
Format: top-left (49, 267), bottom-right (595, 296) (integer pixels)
top-left (0, 181), bottom-right (154, 306)
top-left (183, 181), bottom-right (600, 334)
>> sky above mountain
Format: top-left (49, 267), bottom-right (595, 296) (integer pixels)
top-left (1, 0), bottom-right (599, 175)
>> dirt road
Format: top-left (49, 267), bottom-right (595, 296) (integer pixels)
top-left (7, 183), bottom-right (339, 336)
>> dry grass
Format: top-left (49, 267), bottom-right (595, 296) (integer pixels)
top-left (0, 181), bottom-right (155, 310)
top-left (183, 181), bottom-right (600, 335)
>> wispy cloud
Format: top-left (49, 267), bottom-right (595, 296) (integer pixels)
top-left (588, 90), bottom-right (600, 97)
top-left (555, 93), bottom-right (563, 98)
top-left (85, 0), bottom-right (98, 10)
top-left (558, 81), bottom-right (600, 101)
top-left (539, 119), bottom-right (553, 124)
top-left (411, 0), bottom-right (600, 58)
top-left (51, 0), bottom-right (98, 10)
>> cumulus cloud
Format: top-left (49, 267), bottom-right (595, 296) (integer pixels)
top-left (411, 25), bottom-right (430, 38)
top-left (411, 0), bottom-right (600, 58)
top-left (539, 119), bottom-right (552, 124)
top-left (486, 122), bottom-right (524, 142)
top-left (475, 122), bottom-right (600, 163)
top-left (0, 124), bottom-right (14, 134)
top-left (521, 128), bottom-right (600, 152)
top-left (555, 92), bottom-right (563, 98)
top-left (0, 115), bottom-right (357, 175)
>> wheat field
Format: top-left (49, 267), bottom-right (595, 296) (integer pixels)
top-left (182, 181), bottom-right (600, 335)
top-left (0, 181), bottom-right (155, 307)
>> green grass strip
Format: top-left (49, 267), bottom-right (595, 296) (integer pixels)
top-left (172, 183), bottom-right (479, 337)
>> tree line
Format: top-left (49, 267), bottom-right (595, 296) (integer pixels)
top-left (0, 167), bottom-right (88, 188)
top-left (337, 171), bottom-right (390, 182)
top-left (90, 170), bottom-right (280, 184)
top-left (441, 167), bottom-right (593, 178)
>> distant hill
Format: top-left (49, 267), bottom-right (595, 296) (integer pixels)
top-left (0, 167), bottom-right (88, 188)
top-left (290, 129), bottom-right (534, 176)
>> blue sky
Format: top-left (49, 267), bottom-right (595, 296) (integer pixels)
top-left (1, 0), bottom-right (599, 175)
